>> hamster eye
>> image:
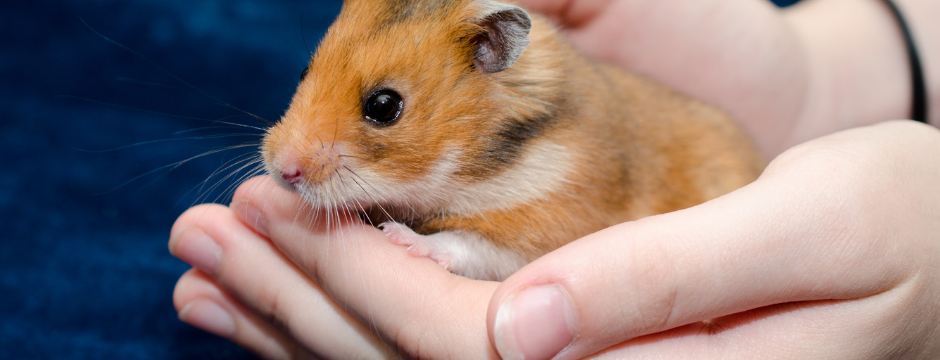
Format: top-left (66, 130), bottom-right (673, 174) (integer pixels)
top-left (300, 67), bottom-right (310, 81)
top-left (363, 89), bottom-right (403, 126)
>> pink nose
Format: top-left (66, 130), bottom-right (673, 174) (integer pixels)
top-left (281, 168), bottom-right (303, 184)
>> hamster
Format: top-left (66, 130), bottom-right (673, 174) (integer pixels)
top-left (261, 0), bottom-right (765, 280)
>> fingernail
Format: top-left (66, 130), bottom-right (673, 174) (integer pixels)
top-left (179, 299), bottom-right (236, 338)
top-left (494, 284), bottom-right (578, 360)
top-left (173, 228), bottom-right (222, 277)
top-left (232, 200), bottom-right (268, 237)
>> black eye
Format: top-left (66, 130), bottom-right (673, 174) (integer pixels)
top-left (363, 89), bottom-right (403, 125)
top-left (300, 67), bottom-right (310, 81)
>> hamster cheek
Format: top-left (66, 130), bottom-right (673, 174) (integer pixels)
top-left (378, 222), bottom-right (527, 281)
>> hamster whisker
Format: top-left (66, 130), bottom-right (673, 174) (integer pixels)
top-left (183, 153), bottom-right (265, 207)
top-left (172, 124), bottom-right (267, 134)
top-left (332, 168), bottom-right (366, 214)
top-left (100, 143), bottom-right (260, 195)
top-left (189, 164), bottom-right (266, 209)
top-left (81, 19), bottom-right (275, 127)
top-left (203, 158), bottom-right (267, 205)
top-left (299, 1), bottom-right (314, 58)
top-left (340, 175), bottom-right (383, 228)
top-left (167, 131), bottom-right (264, 141)
top-left (66, 84), bottom-right (267, 205)
top-left (59, 95), bottom-right (248, 125)
top-left (200, 151), bottom-right (262, 189)
top-left (62, 96), bottom-right (267, 142)
top-left (336, 155), bottom-right (367, 160)
top-left (340, 166), bottom-right (397, 226)
top-left (74, 136), bottom-right (258, 154)
top-left (330, 124), bottom-right (339, 152)
top-left (114, 76), bottom-right (184, 90)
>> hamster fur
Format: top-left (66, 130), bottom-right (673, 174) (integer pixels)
top-left (262, 0), bottom-right (765, 280)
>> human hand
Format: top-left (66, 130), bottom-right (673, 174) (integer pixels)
top-left (169, 177), bottom-right (502, 358)
top-left (487, 120), bottom-right (940, 359)
top-left (514, 0), bottom-right (809, 156)
top-left (170, 120), bottom-right (940, 359)
top-left (513, 0), bottom-right (920, 158)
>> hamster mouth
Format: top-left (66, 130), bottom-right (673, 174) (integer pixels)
top-left (282, 184), bottom-right (421, 229)
top-left (272, 167), bottom-right (437, 230)
top-left (356, 203), bottom-right (426, 230)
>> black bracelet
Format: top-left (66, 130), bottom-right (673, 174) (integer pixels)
top-left (881, 0), bottom-right (929, 123)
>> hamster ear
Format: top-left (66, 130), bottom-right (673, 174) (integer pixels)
top-left (473, 1), bottom-right (532, 73)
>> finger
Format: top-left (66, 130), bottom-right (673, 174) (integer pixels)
top-left (486, 126), bottom-right (926, 360)
top-left (231, 176), bottom-right (502, 360)
top-left (585, 291), bottom-right (930, 360)
top-left (173, 269), bottom-right (315, 360)
top-left (170, 203), bottom-right (395, 359)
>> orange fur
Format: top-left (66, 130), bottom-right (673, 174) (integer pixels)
top-left (262, 0), bottom-right (765, 262)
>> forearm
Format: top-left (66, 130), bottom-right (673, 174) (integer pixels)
top-left (783, 0), bottom-right (939, 147)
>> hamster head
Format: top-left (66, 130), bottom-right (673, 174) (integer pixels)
top-left (262, 0), bottom-right (562, 218)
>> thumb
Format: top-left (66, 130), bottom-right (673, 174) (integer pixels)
top-left (485, 137), bottom-right (912, 359)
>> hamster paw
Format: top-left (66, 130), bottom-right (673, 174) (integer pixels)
top-left (379, 222), bottom-right (453, 272)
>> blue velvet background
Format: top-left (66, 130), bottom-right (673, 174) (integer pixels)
top-left (1, 0), bottom-right (797, 358)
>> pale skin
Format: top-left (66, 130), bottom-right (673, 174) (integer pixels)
top-left (169, 0), bottom-right (940, 358)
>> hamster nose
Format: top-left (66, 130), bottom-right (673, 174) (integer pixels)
top-left (281, 167), bottom-right (304, 184)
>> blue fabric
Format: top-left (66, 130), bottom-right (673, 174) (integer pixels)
top-left (0, 0), bottom-right (796, 358)
top-left (775, 0), bottom-right (802, 7)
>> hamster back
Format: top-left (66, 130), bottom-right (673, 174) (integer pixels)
top-left (261, 0), bottom-right (765, 280)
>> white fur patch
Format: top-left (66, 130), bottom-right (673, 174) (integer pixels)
top-left (381, 222), bottom-right (527, 281)
top-left (442, 139), bottom-right (573, 214)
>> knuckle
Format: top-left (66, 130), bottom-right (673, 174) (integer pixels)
top-left (622, 240), bottom-right (682, 333)
top-left (393, 323), bottom-right (425, 359)
top-left (172, 204), bottom-right (227, 233)
top-left (390, 320), bottom-right (449, 360)
top-left (251, 278), bottom-right (295, 334)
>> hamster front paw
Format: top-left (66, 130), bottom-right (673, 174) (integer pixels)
top-left (377, 222), bottom-right (528, 281)
top-left (379, 222), bottom-right (453, 272)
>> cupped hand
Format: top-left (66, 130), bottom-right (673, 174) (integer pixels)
top-left (514, 0), bottom-right (922, 159)
top-left (170, 120), bottom-right (940, 359)
top-left (169, 176), bottom-right (502, 358)
top-left (488, 120), bottom-right (940, 359)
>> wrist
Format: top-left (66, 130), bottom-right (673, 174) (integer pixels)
top-left (783, 0), bottom-right (911, 146)
top-left (784, 0), bottom-right (940, 142)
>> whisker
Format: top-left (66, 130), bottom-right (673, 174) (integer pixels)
top-left (172, 127), bottom-right (265, 136)
top-left (341, 166), bottom-right (397, 226)
top-left (115, 76), bottom-right (182, 90)
top-left (80, 18), bottom-right (276, 127)
top-left (348, 165), bottom-right (419, 218)
top-left (101, 143), bottom-right (259, 194)
top-left (333, 167), bottom-right (371, 224)
top-left (300, 1), bottom-right (313, 58)
top-left (59, 95), bottom-right (257, 127)
top-left (76, 136), bottom-right (261, 153)
top-left (198, 152), bottom-right (262, 195)
top-left (178, 152), bottom-right (264, 207)
top-left (201, 159), bottom-right (268, 206)
top-left (336, 154), bottom-right (367, 160)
